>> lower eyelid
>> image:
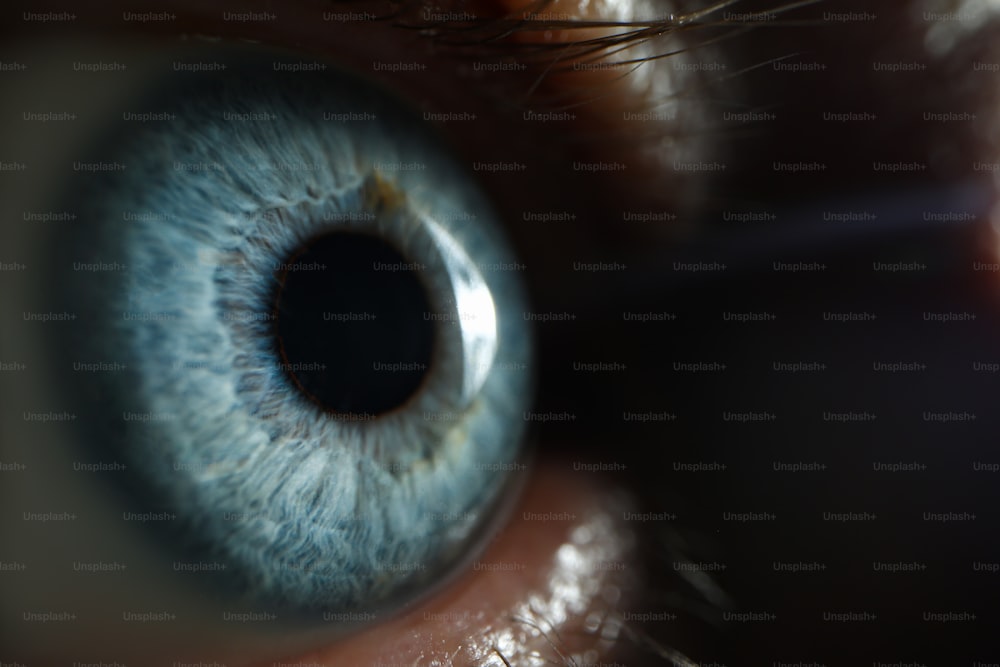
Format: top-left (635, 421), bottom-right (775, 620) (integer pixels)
top-left (258, 458), bottom-right (643, 667)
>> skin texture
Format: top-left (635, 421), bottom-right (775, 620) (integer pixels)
top-left (2, 0), bottom-right (1000, 665)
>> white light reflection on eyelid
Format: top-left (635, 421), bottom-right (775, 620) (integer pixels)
top-left (580, 0), bottom-right (698, 96)
top-left (921, 0), bottom-right (1000, 55)
top-left (464, 499), bottom-right (639, 667)
top-left (571, 0), bottom-right (717, 166)
top-left (528, 0), bottom-right (706, 107)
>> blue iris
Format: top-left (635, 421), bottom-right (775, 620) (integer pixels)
top-left (59, 50), bottom-right (533, 616)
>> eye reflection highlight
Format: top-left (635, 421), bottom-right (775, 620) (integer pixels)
top-left (422, 215), bottom-right (500, 402)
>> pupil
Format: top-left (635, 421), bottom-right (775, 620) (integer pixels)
top-left (273, 231), bottom-right (436, 416)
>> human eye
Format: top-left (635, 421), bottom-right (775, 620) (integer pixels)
top-left (3, 0), bottom-right (995, 666)
top-left (0, 2), bottom-right (703, 665)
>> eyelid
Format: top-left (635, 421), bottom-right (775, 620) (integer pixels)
top-left (4, 0), bottom-right (717, 205)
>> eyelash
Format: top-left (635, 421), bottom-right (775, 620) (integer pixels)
top-left (306, 0), bottom-right (826, 194)
top-left (376, 0), bottom-right (820, 81)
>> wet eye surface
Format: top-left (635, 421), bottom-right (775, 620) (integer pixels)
top-left (44, 48), bottom-right (533, 616)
